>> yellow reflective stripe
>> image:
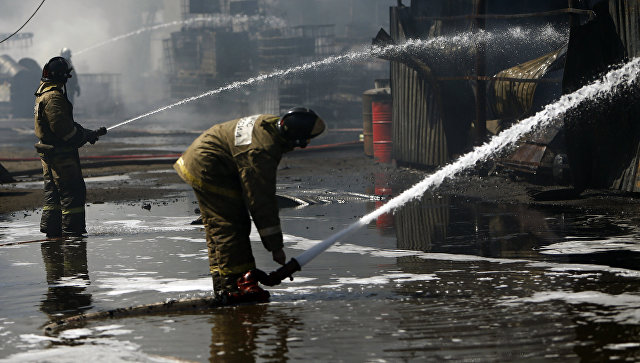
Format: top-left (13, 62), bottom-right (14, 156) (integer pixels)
top-left (61, 127), bottom-right (78, 141)
top-left (62, 206), bottom-right (85, 215)
top-left (43, 205), bottom-right (61, 211)
top-left (210, 262), bottom-right (256, 276)
top-left (258, 225), bottom-right (281, 238)
top-left (175, 157), bottom-right (242, 199)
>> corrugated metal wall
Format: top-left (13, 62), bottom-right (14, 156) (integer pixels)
top-left (387, 0), bottom-right (640, 194)
top-left (391, 61), bottom-right (448, 166)
top-left (390, 6), bottom-right (451, 167)
top-left (388, 0), bottom-right (569, 168)
top-left (610, 0), bottom-right (640, 58)
top-left (608, 0), bottom-right (640, 192)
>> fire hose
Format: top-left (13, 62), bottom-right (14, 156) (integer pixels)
top-left (257, 221), bottom-right (363, 286)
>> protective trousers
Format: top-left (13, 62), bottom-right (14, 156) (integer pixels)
top-left (39, 150), bottom-right (87, 237)
top-left (193, 188), bottom-right (256, 294)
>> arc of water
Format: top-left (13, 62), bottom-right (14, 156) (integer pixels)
top-left (105, 39), bottom-right (430, 130)
top-left (105, 25), bottom-right (571, 131)
top-left (104, 34), bottom-right (489, 131)
top-left (76, 14), bottom-right (286, 56)
top-left (294, 57), bottom-right (640, 267)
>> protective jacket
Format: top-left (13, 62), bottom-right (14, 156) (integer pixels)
top-left (34, 81), bottom-right (87, 237)
top-left (34, 81), bottom-right (87, 150)
top-left (174, 114), bottom-right (292, 252)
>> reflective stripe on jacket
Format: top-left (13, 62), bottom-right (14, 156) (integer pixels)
top-left (174, 114), bottom-right (292, 252)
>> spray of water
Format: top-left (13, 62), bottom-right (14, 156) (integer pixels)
top-left (105, 39), bottom-right (428, 130)
top-left (75, 14), bottom-right (286, 56)
top-left (107, 27), bottom-right (568, 131)
top-left (294, 57), bottom-right (640, 267)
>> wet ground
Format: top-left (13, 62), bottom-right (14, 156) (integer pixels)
top-left (2, 119), bottom-right (640, 361)
top-left (2, 169), bottom-right (640, 362)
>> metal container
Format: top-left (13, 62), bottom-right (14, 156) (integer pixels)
top-left (362, 87), bottom-right (390, 156)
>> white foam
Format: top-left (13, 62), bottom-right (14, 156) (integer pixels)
top-left (94, 324), bottom-right (125, 331)
top-left (97, 329), bottom-right (133, 337)
top-left (17, 334), bottom-right (59, 344)
top-left (97, 276), bottom-right (211, 296)
top-left (59, 328), bottom-right (93, 340)
top-left (92, 217), bottom-right (199, 235)
top-left (166, 236), bottom-right (206, 243)
top-left (1, 337), bottom-right (176, 363)
top-left (97, 271), bottom-right (158, 276)
top-left (51, 276), bottom-right (90, 288)
top-left (540, 235), bottom-right (640, 255)
top-left (336, 273), bottom-right (439, 285)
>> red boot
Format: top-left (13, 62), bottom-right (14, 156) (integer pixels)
top-left (223, 270), bottom-right (270, 304)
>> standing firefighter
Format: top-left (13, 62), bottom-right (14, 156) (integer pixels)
top-left (174, 108), bottom-right (326, 304)
top-left (34, 56), bottom-right (106, 238)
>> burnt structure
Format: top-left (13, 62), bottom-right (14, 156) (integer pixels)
top-left (73, 73), bottom-right (122, 119)
top-left (0, 55), bottom-right (40, 118)
top-left (0, 32), bottom-right (33, 51)
top-left (378, 0), bottom-right (640, 192)
top-left (164, 0), bottom-right (385, 123)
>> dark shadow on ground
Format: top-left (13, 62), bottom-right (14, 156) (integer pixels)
top-left (0, 191), bottom-right (30, 197)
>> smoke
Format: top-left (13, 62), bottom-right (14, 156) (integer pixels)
top-left (0, 0), bottom-right (176, 120)
top-left (264, 0), bottom-right (392, 38)
top-left (0, 0), bottom-right (162, 72)
top-left (0, 0), bottom-right (395, 121)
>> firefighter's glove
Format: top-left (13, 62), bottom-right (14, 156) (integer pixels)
top-left (86, 127), bottom-right (107, 145)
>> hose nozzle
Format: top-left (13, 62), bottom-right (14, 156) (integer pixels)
top-left (255, 258), bottom-right (301, 286)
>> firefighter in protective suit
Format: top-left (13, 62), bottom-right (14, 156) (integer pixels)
top-left (34, 56), bottom-right (106, 238)
top-left (174, 108), bottom-right (326, 303)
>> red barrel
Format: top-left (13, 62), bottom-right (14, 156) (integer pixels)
top-left (372, 100), bottom-right (392, 163)
top-left (363, 86), bottom-right (391, 157)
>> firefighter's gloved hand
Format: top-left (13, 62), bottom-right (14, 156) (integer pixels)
top-left (86, 127), bottom-right (107, 145)
top-left (272, 248), bottom-right (286, 265)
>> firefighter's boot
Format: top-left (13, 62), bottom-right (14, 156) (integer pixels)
top-left (221, 270), bottom-right (270, 305)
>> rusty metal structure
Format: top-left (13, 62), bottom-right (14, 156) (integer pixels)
top-left (165, 0), bottom-right (385, 123)
top-left (378, 0), bottom-right (640, 192)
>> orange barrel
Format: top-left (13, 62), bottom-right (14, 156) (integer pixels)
top-left (372, 99), bottom-right (393, 163)
top-left (362, 87), bottom-right (391, 157)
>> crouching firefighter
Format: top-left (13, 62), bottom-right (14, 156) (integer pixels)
top-left (174, 108), bottom-right (326, 304)
top-left (34, 56), bottom-right (107, 238)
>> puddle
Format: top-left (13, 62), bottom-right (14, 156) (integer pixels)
top-left (10, 175), bottom-right (131, 189)
top-left (1, 188), bottom-right (640, 361)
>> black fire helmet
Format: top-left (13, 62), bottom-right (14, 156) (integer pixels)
top-left (278, 107), bottom-right (326, 148)
top-left (41, 56), bottom-right (73, 83)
